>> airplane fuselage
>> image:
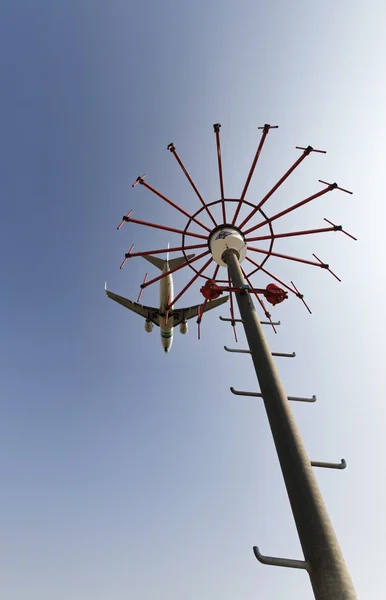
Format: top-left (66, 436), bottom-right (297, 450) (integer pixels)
top-left (105, 252), bottom-right (229, 354)
top-left (160, 262), bottom-right (174, 353)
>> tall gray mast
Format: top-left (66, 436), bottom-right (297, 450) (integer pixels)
top-left (115, 123), bottom-right (358, 599)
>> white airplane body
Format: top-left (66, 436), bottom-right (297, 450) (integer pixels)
top-left (105, 253), bottom-right (228, 353)
top-left (157, 257), bottom-right (174, 352)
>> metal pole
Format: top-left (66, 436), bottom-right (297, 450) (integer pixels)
top-left (224, 249), bottom-right (357, 600)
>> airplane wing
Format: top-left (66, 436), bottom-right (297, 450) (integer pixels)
top-left (172, 295), bottom-right (229, 325)
top-left (105, 289), bottom-right (161, 326)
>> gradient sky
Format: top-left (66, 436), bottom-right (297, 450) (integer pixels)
top-left (1, 1), bottom-right (385, 598)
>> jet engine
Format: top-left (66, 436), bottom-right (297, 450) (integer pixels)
top-left (145, 320), bottom-right (153, 333)
top-left (179, 321), bottom-right (188, 334)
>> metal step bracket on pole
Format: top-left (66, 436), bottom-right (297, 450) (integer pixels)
top-left (311, 459), bottom-right (347, 470)
top-left (253, 546), bottom-right (310, 571)
top-left (219, 316), bottom-right (281, 326)
top-left (230, 387), bottom-right (317, 403)
top-left (224, 345), bottom-right (295, 358)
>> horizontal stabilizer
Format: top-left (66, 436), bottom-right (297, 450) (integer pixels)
top-left (143, 254), bottom-right (195, 271)
top-left (142, 255), bottom-right (165, 270)
top-left (168, 254), bottom-right (195, 269)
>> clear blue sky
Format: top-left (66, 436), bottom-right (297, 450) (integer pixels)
top-left (1, 1), bottom-right (385, 598)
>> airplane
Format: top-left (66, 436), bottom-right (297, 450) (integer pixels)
top-left (105, 253), bottom-right (228, 353)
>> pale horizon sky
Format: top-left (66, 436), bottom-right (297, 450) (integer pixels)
top-left (1, 1), bottom-right (386, 598)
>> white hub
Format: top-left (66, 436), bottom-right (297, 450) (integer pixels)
top-left (209, 226), bottom-right (247, 267)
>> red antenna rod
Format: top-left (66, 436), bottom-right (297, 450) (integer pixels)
top-left (213, 124), bottom-right (226, 223)
top-left (323, 218), bottom-right (357, 241)
top-left (117, 210), bottom-right (133, 230)
top-left (243, 181), bottom-right (352, 236)
top-left (313, 254), bottom-right (341, 282)
top-left (132, 175), bottom-right (211, 233)
top-left (137, 273), bottom-right (148, 302)
top-left (197, 304), bottom-right (202, 340)
top-left (247, 246), bottom-right (332, 269)
top-left (232, 124), bottom-right (278, 226)
top-left (119, 244), bottom-right (134, 269)
top-left (291, 281), bottom-right (312, 314)
top-left (196, 264), bottom-right (220, 337)
top-left (167, 143), bottom-right (218, 227)
top-left (121, 212), bottom-right (208, 240)
top-left (246, 223), bottom-right (346, 243)
top-left (245, 256), bottom-right (299, 296)
top-left (241, 267), bottom-right (277, 333)
top-left (245, 257), bottom-right (312, 314)
top-left (228, 271), bottom-right (238, 342)
top-left (238, 145), bottom-right (326, 230)
top-left (125, 243), bottom-right (207, 259)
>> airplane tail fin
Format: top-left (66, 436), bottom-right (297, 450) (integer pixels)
top-left (142, 254), bottom-right (195, 271)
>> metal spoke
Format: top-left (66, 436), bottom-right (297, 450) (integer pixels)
top-left (213, 124), bottom-right (226, 222)
top-left (167, 143), bottom-right (218, 227)
top-left (133, 175), bottom-right (211, 232)
top-left (244, 181), bottom-right (352, 236)
top-left (239, 146), bottom-right (326, 230)
top-left (120, 212), bottom-right (208, 240)
top-left (197, 264), bottom-right (220, 338)
top-left (246, 224), bottom-right (341, 243)
top-left (232, 124), bottom-right (277, 225)
top-left (248, 246), bottom-right (329, 269)
top-left (125, 243), bottom-right (207, 259)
